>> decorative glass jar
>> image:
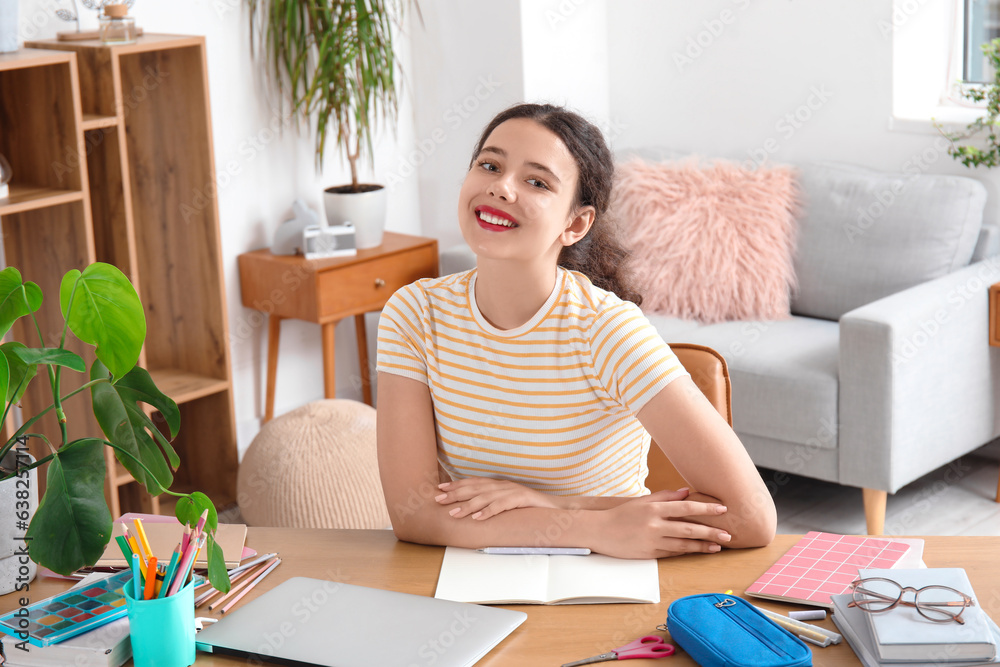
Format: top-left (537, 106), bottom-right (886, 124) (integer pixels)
top-left (99, 4), bottom-right (136, 45)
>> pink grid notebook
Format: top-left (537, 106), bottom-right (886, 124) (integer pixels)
top-left (745, 531), bottom-right (911, 608)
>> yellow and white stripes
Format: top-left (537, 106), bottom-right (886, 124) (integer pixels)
top-left (377, 268), bottom-right (687, 497)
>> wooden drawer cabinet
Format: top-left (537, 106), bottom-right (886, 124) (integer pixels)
top-left (238, 232), bottom-right (439, 419)
top-left (317, 245), bottom-right (437, 317)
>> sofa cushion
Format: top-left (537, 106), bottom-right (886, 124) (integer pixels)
top-left (651, 315), bottom-right (840, 449)
top-left (614, 158), bottom-right (799, 323)
top-left (791, 162), bottom-right (987, 320)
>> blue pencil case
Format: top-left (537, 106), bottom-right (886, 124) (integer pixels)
top-left (666, 593), bottom-right (812, 667)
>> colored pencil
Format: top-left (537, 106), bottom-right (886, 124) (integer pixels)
top-left (158, 545), bottom-right (182, 599)
top-left (180, 523), bottom-right (191, 554)
top-left (194, 508), bottom-right (209, 537)
top-left (114, 535), bottom-right (133, 562)
top-left (143, 557), bottom-right (157, 600)
top-left (221, 558), bottom-right (281, 614)
top-left (208, 557), bottom-right (277, 611)
top-left (122, 525), bottom-right (145, 569)
top-left (132, 518), bottom-right (154, 564)
top-left (195, 561), bottom-right (266, 607)
top-left (168, 534), bottom-right (204, 597)
top-left (227, 552), bottom-right (278, 577)
top-left (131, 553), bottom-right (141, 600)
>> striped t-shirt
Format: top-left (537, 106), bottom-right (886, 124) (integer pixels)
top-left (376, 268), bottom-right (688, 497)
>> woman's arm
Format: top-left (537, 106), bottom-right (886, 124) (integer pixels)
top-left (637, 376), bottom-right (777, 548)
top-left (377, 371), bottom-right (731, 558)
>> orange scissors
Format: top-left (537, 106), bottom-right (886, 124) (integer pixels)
top-left (561, 635), bottom-right (675, 666)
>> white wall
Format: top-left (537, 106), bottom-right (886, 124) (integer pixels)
top-left (12, 0), bottom-right (999, 458)
top-left (604, 0), bottom-right (999, 220)
top-left (14, 0), bottom-right (421, 455)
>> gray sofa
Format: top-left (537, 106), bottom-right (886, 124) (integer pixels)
top-left (439, 160), bottom-right (1000, 535)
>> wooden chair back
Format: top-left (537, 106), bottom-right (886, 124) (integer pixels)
top-left (645, 343), bottom-right (732, 493)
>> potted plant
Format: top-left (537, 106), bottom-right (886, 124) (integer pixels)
top-left (245, 0), bottom-right (406, 249)
top-left (938, 38), bottom-right (1000, 167)
top-left (0, 263), bottom-right (230, 592)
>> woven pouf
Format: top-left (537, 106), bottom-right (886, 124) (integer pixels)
top-left (237, 399), bottom-right (391, 529)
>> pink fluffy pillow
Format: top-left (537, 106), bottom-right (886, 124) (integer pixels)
top-left (613, 158), bottom-right (798, 323)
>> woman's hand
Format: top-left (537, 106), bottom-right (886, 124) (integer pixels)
top-left (435, 477), bottom-right (560, 519)
top-left (590, 490), bottom-right (732, 559)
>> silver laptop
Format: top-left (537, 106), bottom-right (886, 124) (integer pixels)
top-left (195, 577), bottom-right (526, 667)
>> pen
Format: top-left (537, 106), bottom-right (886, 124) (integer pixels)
top-left (131, 553), bottom-right (142, 600)
top-left (755, 606), bottom-right (841, 646)
top-left (477, 547), bottom-right (591, 555)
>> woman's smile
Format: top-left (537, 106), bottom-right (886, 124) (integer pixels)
top-left (475, 205), bottom-right (519, 230)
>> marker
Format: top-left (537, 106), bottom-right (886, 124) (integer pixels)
top-left (477, 547), bottom-right (591, 555)
top-left (754, 606), bottom-right (841, 646)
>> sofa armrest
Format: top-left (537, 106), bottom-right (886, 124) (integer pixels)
top-left (838, 258), bottom-right (1000, 492)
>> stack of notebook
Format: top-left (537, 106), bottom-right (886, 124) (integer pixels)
top-left (831, 568), bottom-right (1000, 667)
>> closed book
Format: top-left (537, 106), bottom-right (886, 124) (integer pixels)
top-left (0, 616), bottom-right (131, 667)
top-left (857, 568), bottom-right (997, 662)
top-left (831, 594), bottom-right (1000, 667)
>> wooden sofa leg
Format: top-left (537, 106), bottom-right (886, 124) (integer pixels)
top-left (862, 489), bottom-right (887, 535)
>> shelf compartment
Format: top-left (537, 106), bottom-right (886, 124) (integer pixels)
top-left (149, 368), bottom-right (230, 405)
top-left (0, 184), bottom-right (84, 216)
top-left (81, 114), bottom-right (119, 130)
top-left (0, 58), bottom-right (85, 194)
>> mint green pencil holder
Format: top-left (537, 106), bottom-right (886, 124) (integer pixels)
top-left (123, 579), bottom-right (195, 667)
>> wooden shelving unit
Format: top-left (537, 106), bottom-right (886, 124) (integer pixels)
top-left (1, 36), bottom-right (238, 517)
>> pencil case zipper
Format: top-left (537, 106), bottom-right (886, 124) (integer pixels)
top-left (714, 601), bottom-right (785, 657)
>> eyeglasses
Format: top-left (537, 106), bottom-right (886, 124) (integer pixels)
top-left (849, 577), bottom-right (975, 625)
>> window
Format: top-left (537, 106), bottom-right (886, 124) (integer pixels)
top-left (965, 0), bottom-right (1000, 82)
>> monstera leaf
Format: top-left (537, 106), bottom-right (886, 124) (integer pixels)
top-left (60, 263), bottom-right (145, 382)
top-left (25, 439), bottom-right (113, 575)
top-left (90, 361), bottom-right (180, 495)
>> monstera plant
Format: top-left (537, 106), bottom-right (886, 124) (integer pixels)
top-left (0, 263), bottom-right (230, 592)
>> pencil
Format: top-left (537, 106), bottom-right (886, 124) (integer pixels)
top-left (208, 557), bottom-right (277, 611)
top-left (194, 508), bottom-right (209, 537)
top-left (227, 552), bottom-right (278, 577)
top-left (143, 557), bottom-right (157, 600)
top-left (114, 535), bottom-right (132, 562)
top-left (221, 558), bottom-right (281, 614)
top-left (168, 534), bottom-right (204, 597)
top-left (180, 523), bottom-right (191, 554)
top-left (195, 561), bottom-right (265, 608)
top-left (158, 545), bottom-right (182, 598)
top-left (133, 519), bottom-right (154, 565)
top-left (122, 525), bottom-right (145, 569)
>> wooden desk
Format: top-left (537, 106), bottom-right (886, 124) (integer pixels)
top-left (3, 530), bottom-right (999, 666)
top-left (238, 233), bottom-right (438, 419)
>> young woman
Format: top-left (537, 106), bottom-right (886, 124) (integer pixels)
top-left (376, 103), bottom-right (775, 559)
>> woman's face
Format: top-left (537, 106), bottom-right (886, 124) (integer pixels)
top-left (457, 118), bottom-right (592, 265)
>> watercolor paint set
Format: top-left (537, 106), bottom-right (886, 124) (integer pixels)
top-left (0, 570), bottom-right (132, 647)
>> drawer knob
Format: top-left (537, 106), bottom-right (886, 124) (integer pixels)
top-left (374, 278), bottom-right (386, 288)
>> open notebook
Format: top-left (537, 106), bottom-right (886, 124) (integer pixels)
top-left (434, 547), bottom-right (660, 605)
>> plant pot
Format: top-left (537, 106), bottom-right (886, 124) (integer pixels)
top-left (323, 184), bottom-right (387, 250)
top-left (0, 448), bottom-right (38, 595)
top-left (0, 0), bottom-right (18, 53)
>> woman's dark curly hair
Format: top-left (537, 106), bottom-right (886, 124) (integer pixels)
top-left (469, 103), bottom-right (643, 305)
